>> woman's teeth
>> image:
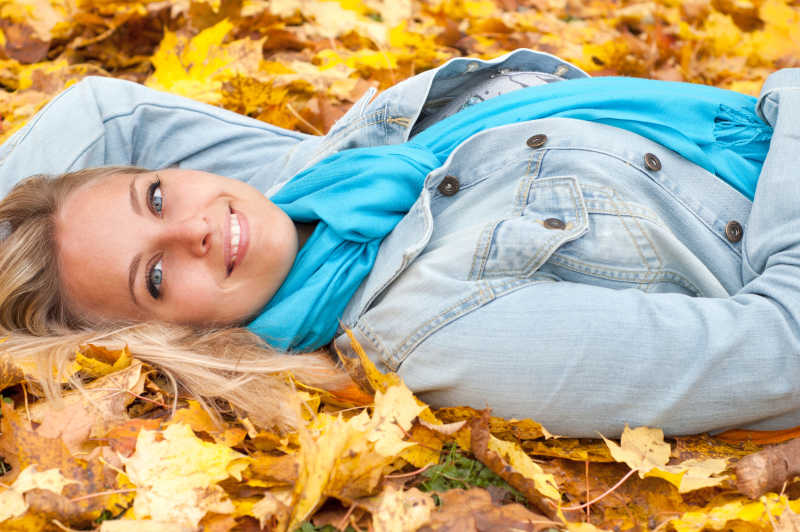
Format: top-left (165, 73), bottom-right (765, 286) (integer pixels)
top-left (230, 213), bottom-right (241, 267)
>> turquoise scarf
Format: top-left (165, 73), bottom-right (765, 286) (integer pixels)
top-left (248, 76), bottom-right (772, 351)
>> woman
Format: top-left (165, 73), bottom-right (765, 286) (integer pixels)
top-left (1, 49), bottom-right (798, 437)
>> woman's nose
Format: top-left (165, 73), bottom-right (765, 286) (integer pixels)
top-left (161, 216), bottom-right (211, 257)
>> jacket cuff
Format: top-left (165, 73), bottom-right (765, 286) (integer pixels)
top-left (756, 68), bottom-right (800, 126)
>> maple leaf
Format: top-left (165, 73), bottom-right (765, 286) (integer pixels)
top-left (601, 425), bottom-right (728, 493)
top-left (146, 19), bottom-right (264, 104)
top-left (120, 423), bottom-right (250, 528)
top-left (0, 402), bottom-right (130, 526)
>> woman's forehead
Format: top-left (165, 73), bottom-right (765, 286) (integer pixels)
top-left (56, 172), bottom-right (143, 321)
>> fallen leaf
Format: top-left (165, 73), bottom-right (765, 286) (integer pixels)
top-left (469, 410), bottom-right (557, 518)
top-left (419, 487), bottom-right (559, 531)
top-left (120, 423), bottom-right (250, 528)
top-left (601, 426), bottom-right (728, 492)
top-left (366, 485), bottom-right (435, 532)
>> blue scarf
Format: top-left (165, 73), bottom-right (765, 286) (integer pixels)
top-left (248, 76), bottom-right (772, 351)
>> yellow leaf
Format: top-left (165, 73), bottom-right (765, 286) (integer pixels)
top-left (603, 426), bottom-right (729, 492)
top-left (99, 521), bottom-right (192, 532)
top-left (567, 523), bottom-right (613, 532)
top-left (399, 424), bottom-right (444, 468)
top-left (0, 465), bottom-right (78, 522)
top-left (652, 458), bottom-right (728, 493)
top-left (369, 485), bottom-right (435, 532)
top-left (487, 435), bottom-right (560, 501)
top-left (289, 413), bottom-right (364, 528)
top-left (146, 20), bottom-right (264, 104)
top-left (601, 425), bottom-right (671, 478)
top-left (368, 382), bottom-right (425, 456)
top-left (251, 488), bottom-right (292, 530)
top-left (72, 345), bottom-right (131, 378)
top-left (670, 494), bottom-right (800, 532)
top-left (121, 423), bottom-right (250, 528)
top-left (340, 328), bottom-right (401, 394)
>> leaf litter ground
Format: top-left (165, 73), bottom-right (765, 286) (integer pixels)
top-left (2, 0), bottom-right (800, 529)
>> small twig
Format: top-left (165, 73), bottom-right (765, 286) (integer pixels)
top-left (391, 420), bottom-right (441, 453)
top-left (585, 459), bottom-right (590, 521)
top-left (69, 488), bottom-right (137, 503)
top-left (336, 503), bottom-right (357, 531)
top-left (385, 464), bottom-right (434, 479)
top-left (560, 468), bottom-right (638, 512)
top-left (349, 512), bottom-right (365, 532)
top-left (51, 519), bottom-right (81, 532)
top-left (765, 498), bottom-right (779, 529)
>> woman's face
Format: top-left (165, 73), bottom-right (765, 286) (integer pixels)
top-left (56, 168), bottom-right (298, 326)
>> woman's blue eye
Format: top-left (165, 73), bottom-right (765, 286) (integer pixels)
top-left (147, 258), bottom-right (163, 299)
top-left (147, 177), bottom-right (163, 215)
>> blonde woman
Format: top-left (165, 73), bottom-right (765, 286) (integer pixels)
top-left (1, 50), bottom-right (797, 437)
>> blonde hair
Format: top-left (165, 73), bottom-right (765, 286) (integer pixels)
top-left (0, 167), bottom-right (353, 430)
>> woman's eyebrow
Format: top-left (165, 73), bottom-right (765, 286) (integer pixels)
top-left (129, 174), bottom-right (142, 215)
top-left (129, 253), bottom-right (142, 307)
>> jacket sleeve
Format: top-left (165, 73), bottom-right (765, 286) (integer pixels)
top-left (0, 76), bottom-right (315, 197)
top-left (395, 69), bottom-right (800, 437)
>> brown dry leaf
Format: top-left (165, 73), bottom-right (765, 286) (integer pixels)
top-left (245, 452), bottom-right (298, 488)
top-left (105, 418), bottom-right (162, 457)
top-left (469, 410), bottom-right (557, 518)
top-left (27, 360), bottom-right (146, 451)
top-left (0, 402), bottom-right (132, 526)
top-left (419, 487), bottom-right (559, 532)
top-left (435, 406), bottom-right (549, 441)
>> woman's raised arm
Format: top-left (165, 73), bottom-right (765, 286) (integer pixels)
top-left (0, 76), bottom-right (318, 197)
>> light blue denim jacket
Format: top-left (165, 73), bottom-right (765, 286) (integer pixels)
top-left (2, 50), bottom-right (799, 437)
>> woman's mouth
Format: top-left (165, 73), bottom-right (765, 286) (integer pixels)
top-left (227, 207), bottom-right (249, 275)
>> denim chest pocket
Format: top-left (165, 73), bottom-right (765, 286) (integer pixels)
top-left (469, 175), bottom-right (589, 278)
top-left (469, 175), bottom-right (705, 295)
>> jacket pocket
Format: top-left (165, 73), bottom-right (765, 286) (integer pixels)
top-left (469, 175), bottom-right (589, 279)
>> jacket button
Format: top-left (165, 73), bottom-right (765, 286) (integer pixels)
top-left (437, 175), bottom-right (460, 196)
top-left (644, 153), bottom-right (662, 171)
top-left (725, 220), bottom-right (743, 243)
top-left (526, 134), bottom-right (548, 148)
top-left (544, 217), bottom-right (566, 230)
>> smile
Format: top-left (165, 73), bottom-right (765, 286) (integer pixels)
top-left (226, 207), bottom-right (249, 275)
top-left (230, 213), bottom-right (241, 267)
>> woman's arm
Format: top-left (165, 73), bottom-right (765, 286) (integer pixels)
top-left (395, 69), bottom-right (800, 437)
top-left (0, 76), bottom-right (317, 197)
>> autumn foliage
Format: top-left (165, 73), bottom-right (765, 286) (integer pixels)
top-left (3, 0), bottom-right (800, 530)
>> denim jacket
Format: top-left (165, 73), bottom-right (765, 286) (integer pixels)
top-left (2, 50), bottom-right (799, 437)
